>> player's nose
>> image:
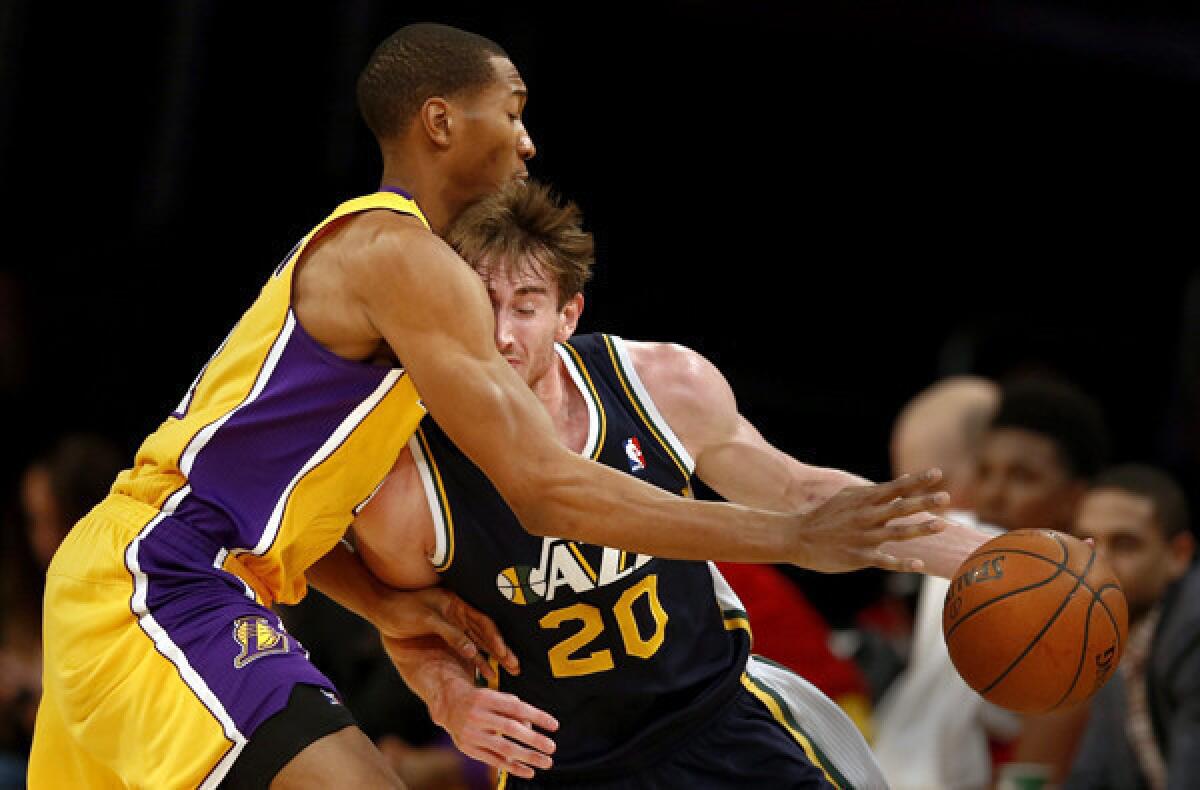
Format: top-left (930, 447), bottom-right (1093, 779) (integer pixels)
top-left (518, 126), bottom-right (536, 161)
top-left (495, 314), bottom-right (515, 349)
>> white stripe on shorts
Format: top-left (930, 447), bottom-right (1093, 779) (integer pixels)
top-left (747, 655), bottom-right (890, 790)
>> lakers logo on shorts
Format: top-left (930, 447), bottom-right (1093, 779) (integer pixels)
top-left (232, 616), bottom-right (293, 668)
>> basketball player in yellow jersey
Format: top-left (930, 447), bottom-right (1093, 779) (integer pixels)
top-left (31, 24), bottom-right (954, 790)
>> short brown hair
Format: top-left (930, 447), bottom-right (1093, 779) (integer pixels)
top-left (1091, 464), bottom-right (1191, 540)
top-left (357, 23), bottom-right (508, 140)
top-left (446, 180), bottom-right (594, 305)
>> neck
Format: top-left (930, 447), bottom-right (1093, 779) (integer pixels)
top-left (379, 152), bottom-right (466, 235)
top-left (530, 353), bottom-right (585, 448)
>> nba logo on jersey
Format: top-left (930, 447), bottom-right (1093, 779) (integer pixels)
top-left (624, 437), bottom-right (646, 472)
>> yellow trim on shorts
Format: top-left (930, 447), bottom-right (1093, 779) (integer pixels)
top-left (724, 615), bottom-right (753, 636)
top-left (497, 769), bottom-right (508, 789)
top-left (740, 673), bottom-right (841, 789)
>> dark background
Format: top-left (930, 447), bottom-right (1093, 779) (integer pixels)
top-left (2, 1), bottom-right (1198, 617)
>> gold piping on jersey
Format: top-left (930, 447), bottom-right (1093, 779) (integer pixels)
top-left (602, 335), bottom-right (694, 482)
top-left (557, 342), bottom-right (607, 461)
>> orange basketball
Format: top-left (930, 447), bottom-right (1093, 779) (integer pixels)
top-left (942, 528), bottom-right (1129, 713)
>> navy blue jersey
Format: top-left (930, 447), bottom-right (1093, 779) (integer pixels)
top-left (410, 334), bottom-right (751, 776)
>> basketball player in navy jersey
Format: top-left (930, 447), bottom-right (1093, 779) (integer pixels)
top-left (351, 180), bottom-right (995, 786)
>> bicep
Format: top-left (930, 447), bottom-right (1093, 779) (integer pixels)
top-left (629, 343), bottom-right (857, 510)
top-left (355, 230), bottom-right (564, 510)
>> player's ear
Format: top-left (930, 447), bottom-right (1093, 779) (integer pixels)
top-left (1168, 530), bottom-right (1195, 580)
top-left (420, 98), bottom-right (453, 148)
top-left (557, 292), bottom-right (583, 341)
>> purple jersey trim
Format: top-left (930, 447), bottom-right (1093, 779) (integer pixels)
top-left (379, 185), bottom-right (415, 200)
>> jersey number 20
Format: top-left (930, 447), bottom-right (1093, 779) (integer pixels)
top-left (539, 574), bottom-right (668, 678)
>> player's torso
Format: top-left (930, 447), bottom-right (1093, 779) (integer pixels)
top-left (111, 189), bottom-right (428, 605)
top-left (417, 333), bottom-right (750, 772)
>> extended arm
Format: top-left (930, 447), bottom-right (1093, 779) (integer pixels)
top-left (349, 217), bottom-right (946, 573)
top-left (306, 539), bottom-right (516, 679)
top-left (348, 449), bottom-right (558, 778)
top-left (626, 340), bottom-right (990, 578)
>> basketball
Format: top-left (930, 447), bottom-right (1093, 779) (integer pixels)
top-left (942, 529), bottom-right (1129, 713)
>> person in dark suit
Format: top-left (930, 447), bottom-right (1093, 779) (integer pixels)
top-left (1067, 464), bottom-right (1197, 789)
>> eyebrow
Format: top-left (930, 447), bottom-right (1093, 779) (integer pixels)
top-left (514, 285), bottom-right (549, 296)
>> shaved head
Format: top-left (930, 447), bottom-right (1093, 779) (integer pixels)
top-left (891, 376), bottom-right (999, 507)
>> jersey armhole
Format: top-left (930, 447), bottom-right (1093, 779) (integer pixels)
top-left (408, 429), bottom-right (455, 572)
top-left (604, 335), bottom-right (697, 477)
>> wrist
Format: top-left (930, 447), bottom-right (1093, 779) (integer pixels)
top-left (425, 669), bottom-right (472, 727)
top-left (784, 510), bottom-right (811, 566)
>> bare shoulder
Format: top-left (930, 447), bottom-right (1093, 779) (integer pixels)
top-left (624, 340), bottom-right (727, 405)
top-left (292, 209), bottom-right (441, 360)
top-left (623, 340), bottom-right (737, 448)
top-left (333, 210), bottom-right (446, 280)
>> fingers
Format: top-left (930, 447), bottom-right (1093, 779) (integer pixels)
top-left (871, 550), bottom-right (926, 574)
top-left (884, 516), bottom-right (945, 542)
top-left (465, 608), bottom-right (520, 676)
top-left (455, 692), bottom-right (558, 779)
top-left (873, 492), bottom-right (950, 524)
top-left (489, 692), bottom-right (559, 735)
top-left (866, 468), bottom-right (944, 504)
top-left (458, 743), bottom-right (539, 779)
top-left (435, 590), bottom-right (522, 677)
top-left (482, 719), bottom-right (555, 768)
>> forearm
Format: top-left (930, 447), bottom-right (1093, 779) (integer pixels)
top-left (777, 465), bottom-right (869, 512)
top-left (383, 636), bottom-right (474, 727)
top-left (519, 454), bottom-right (796, 563)
top-left (306, 540), bottom-right (388, 623)
top-left (878, 513), bottom-right (992, 579)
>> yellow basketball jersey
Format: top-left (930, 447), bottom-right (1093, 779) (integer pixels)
top-left (111, 188), bottom-right (428, 605)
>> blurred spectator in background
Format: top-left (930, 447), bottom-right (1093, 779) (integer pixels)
top-left (976, 379), bottom-right (1111, 787)
top-left (279, 585), bottom-right (489, 790)
top-left (1067, 465), bottom-right (1197, 790)
top-left (974, 379), bottom-right (1108, 536)
top-left (873, 376), bottom-right (1011, 790)
top-left (0, 434), bottom-right (123, 788)
top-left (876, 376), bottom-right (1110, 788)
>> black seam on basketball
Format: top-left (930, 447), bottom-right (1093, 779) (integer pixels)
top-left (963, 546), bottom-right (1064, 566)
top-left (971, 540), bottom-right (1107, 599)
top-left (1050, 530), bottom-right (1070, 564)
top-left (1092, 584), bottom-right (1125, 654)
top-left (945, 566), bottom-right (1064, 641)
top-left (981, 549), bottom-right (1097, 697)
top-left (1050, 595), bottom-right (1096, 710)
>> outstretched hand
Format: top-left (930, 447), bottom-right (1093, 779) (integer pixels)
top-left (790, 468), bottom-right (950, 573)
top-left (381, 635), bottom-right (559, 780)
top-left (372, 586), bottom-right (519, 682)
